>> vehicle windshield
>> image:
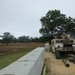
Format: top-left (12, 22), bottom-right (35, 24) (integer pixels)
top-left (68, 40), bottom-right (74, 43)
top-left (56, 40), bottom-right (63, 43)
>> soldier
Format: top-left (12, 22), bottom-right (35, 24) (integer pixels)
top-left (61, 33), bottom-right (68, 39)
top-left (61, 33), bottom-right (69, 44)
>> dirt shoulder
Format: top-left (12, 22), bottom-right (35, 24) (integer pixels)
top-left (45, 52), bottom-right (75, 75)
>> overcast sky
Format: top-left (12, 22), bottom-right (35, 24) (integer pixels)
top-left (0, 0), bottom-right (75, 37)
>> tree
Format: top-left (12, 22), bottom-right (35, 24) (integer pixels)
top-left (1, 32), bottom-right (14, 45)
top-left (18, 36), bottom-right (30, 43)
top-left (39, 9), bottom-right (75, 37)
top-left (66, 17), bottom-right (75, 33)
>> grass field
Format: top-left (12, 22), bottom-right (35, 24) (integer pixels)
top-left (0, 43), bottom-right (45, 69)
top-left (0, 51), bottom-right (30, 70)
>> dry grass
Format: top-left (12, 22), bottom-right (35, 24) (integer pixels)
top-left (0, 42), bottom-right (45, 55)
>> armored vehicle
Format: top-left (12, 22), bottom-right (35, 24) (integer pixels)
top-left (51, 34), bottom-right (75, 59)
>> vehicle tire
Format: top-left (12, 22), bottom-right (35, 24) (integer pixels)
top-left (55, 50), bottom-right (60, 59)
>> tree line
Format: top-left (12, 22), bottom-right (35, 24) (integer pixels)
top-left (0, 32), bottom-right (49, 45)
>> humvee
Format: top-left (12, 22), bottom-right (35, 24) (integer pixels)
top-left (51, 35), bottom-right (75, 59)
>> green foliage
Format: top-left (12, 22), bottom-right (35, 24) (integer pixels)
top-left (1, 32), bottom-right (15, 45)
top-left (40, 9), bottom-right (75, 37)
top-left (0, 33), bottom-right (31, 44)
top-left (18, 36), bottom-right (30, 43)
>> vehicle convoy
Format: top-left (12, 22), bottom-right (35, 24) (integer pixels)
top-left (51, 33), bottom-right (75, 59)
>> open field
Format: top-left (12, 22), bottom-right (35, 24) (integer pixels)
top-left (0, 43), bottom-right (45, 69)
top-left (0, 43), bottom-right (45, 55)
top-left (45, 52), bottom-right (75, 75)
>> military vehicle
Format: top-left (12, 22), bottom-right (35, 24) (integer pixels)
top-left (51, 33), bottom-right (75, 59)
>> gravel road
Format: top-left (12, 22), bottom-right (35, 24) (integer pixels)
top-left (45, 52), bottom-right (75, 75)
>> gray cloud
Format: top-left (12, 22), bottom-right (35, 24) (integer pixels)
top-left (0, 0), bottom-right (75, 37)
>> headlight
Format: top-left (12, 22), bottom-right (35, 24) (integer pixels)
top-left (73, 45), bottom-right (75, 47)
